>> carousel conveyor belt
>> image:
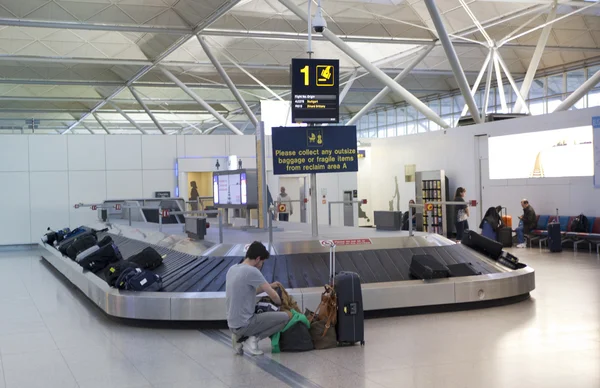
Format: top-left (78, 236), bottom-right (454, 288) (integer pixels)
top-left (97, 233), bottom-right (501, 293)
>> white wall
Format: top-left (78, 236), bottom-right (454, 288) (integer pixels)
top-left (0, 134), bottom-right (254, 245)
top-left (359, 107), bottom-right (600, 232)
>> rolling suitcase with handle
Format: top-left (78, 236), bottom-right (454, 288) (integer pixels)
top-left (548, 209), bottom-right (562, 253)
top-left (324, 242), bottom-right (364, 346)
top-left (334, 271), bottom-right (364, 346)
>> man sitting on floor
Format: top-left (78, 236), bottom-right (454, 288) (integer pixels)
top-left (516, 199), bottom-right (537, 248)
top-left (225, 241), bottom-right (290, 356)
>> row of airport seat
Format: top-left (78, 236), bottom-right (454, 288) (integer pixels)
top-left (527, 215), bottom-right (600, 253)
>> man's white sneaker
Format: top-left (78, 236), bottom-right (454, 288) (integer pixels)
top-left (245, 336), bottom-right (264, 356)
top-left (516, 243), bottom-right (526, 248)
top-left (231, 333), bottom-right (243, 355)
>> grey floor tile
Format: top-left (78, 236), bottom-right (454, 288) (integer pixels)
top-left (152, 378), bottom-right (229, 388)
top-left (2, 350), bottom-right (78, 388)
top-left (125, 347), bottom-right (216, 384)
top-left (218, 370), bottom-right (289, 388)
top-left (61, 344), bottom-right (149, 388)
top-left (0, 330), bottom-right (57, 356)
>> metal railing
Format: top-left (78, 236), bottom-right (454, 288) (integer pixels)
top-left (328, 199), bottom-right (366, 226)
top-left (408, 201), bottom-right (478, 237)
top-left (73, 202), bottom-right (225, 244)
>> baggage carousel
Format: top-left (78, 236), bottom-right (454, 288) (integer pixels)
top-left (40, 225), bottom-right (535, 321)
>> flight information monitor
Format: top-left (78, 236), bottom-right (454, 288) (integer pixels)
top-left (291, 58), bottom-right (339, 124)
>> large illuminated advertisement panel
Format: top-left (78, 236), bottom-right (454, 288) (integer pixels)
top-left (488, 126), bottom-right (593, 179)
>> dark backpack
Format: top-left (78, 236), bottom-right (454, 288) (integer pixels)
top-left (571, 214), bottom-right (589, 233)
top-left (78, 243), bottom-right (123, 272)
top-left (279, 322), bottom-right (314, 352)
top-left (75, 236), bottom-right (113, 263)
top-left (116, 267), bottom-right (163, 291)
top-left (104, 261), bottom-right (138, 287)
top-left (66, 235), bottom-right (98, 260)
top-left (127, 247), bottom-right (164, 270)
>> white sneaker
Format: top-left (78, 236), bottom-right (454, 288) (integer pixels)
top-left (516, 243), bottom-right (526, 248)
top-left (231, 333), bottom-right (243, 355)
top-left (244, 336), bottom-right (264, 356)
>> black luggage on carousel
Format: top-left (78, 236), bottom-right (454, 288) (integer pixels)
top-left (127, 247), bottom-right (164, 270)
top-left (78, 243), bottom-right (123, 272)
top-left (548, 222), bottom-right (562, 252)
top-left (65, 234), bottom-right (97, 260)
top-left (498, 227), bottom-right (513, 248)
top-left (410, 254), bottom-right (450, 280)
top-left (448, 262), bottom-right (481, 277)
top-left (334, 271), bottom-right (364, 345)
top-left (57, 227), bottom-right (107, 256)
top-left (116, 267), bottom-right (163, 291)
top-left (104, 261), bottom-right (138, 287)
top-left (461, 230), bottom-right (503, 260)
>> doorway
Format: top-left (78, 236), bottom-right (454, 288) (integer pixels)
top-left (278, 176), bottom-right (307, 223)
top-left (343, 191), bottom-right (354, 227)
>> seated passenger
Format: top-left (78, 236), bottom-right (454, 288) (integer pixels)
top-left (401, 199), bottom-right (417, 230)
top-left (515, 199), bottom-right (537, 248)
top-left (479, 206), bottom-right (503, 240)
top-left (226, 241), bottom-right (289, 356)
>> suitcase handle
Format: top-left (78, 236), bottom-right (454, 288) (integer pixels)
top-left (326, 242), bottom-right (336, 286)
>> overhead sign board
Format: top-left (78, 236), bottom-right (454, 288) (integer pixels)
top-left (271, 126), bottom-right (358, 175)
top-left (154, 191), bottom-right (171, 198)
top-left (291, 58), bottom-right (339, 124)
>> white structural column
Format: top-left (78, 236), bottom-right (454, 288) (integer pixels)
top-left (495, 51), bottom-right (530, 114)
top-left (92, 113), bottom-right (111, 134)
top-left (160, 68), bottom-right (244, 135)
top-left (278, 0), bottom-right (448, 129)
top-left (128, 87), bottom-right (167, 134)
top-left (461, 50), bottom-right (492, 117)
top-left (554, 69), bottom-right (600, 112)
top-left (348, 46), bottom-right (434, 126)
top-left (514, 0), bottom-right (558, 113)
top-left (198, 36), bottom-right (259, 128)
top-left (482, 53), bottom-right (495, 119)
top-left (424, 0), bottom-right (482, 124)
top-left (494, 54), bottom-right (508, 112)
top-left (339, 70), bottom-right (358, 106)
top-left (108, 102), bottom-right (148, 134)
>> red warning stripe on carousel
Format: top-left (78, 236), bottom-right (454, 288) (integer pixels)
top-left (320, 238), bottom-right (372, 247)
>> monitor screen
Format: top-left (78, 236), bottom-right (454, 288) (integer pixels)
top-left (488, 126), bottom-right (593, 179)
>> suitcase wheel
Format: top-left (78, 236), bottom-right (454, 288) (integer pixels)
top-left (360, 341), bottom-right (365, 346)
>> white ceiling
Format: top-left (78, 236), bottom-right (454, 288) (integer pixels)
top-left (0, 0), bottom-right (598, 134)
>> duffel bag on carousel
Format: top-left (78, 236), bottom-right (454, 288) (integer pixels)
top-left (78, 243), bottom-right (122, 272)
top-left (127, 247), bottom-right (164, 270)
top-left (116, 267), bottom-right (163, 291)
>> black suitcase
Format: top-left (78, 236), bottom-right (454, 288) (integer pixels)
top-left (548, 222), bottom-right (562, 252)
top-left (334, 271), bottom-right (364, 345)
top-left (498, 227), bottom-right (513, 248)
top-left (448, 262), bottom-right (481, 277)
top-left (65, 234), bottom-right (98, 260)
top-left (461, 230), bottom-right (503, 260)
top-left (410, 254), bottom-right (450, 280)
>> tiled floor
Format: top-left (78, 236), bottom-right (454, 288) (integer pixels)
top-left (0, 246), bottom-right (599, 388)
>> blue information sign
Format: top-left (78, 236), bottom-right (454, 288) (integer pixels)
top-left (271, 126), bottom-right (358, 175)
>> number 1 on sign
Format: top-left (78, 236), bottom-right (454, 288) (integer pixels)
top-left (300, 65), bottom-right (309, 86)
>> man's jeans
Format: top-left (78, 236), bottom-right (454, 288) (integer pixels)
top-left (231, 312), bottom-right (289, 340)
top-left (516, 220), bottom-right (525, 244)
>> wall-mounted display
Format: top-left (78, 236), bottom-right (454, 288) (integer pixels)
top-left (488, 126), bottom-right (593, 180)
top-left (212, 170), bottom-right (258, 208)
